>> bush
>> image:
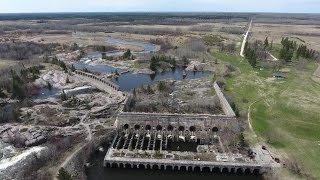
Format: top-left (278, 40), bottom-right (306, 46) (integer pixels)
top-left (57, 168), bottom-right (73, 180)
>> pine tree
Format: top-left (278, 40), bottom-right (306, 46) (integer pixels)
top-left (57, 168), bottom-right (72, 180)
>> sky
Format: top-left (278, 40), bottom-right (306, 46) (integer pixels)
top-left (0, 0), bottom-right (319, 13)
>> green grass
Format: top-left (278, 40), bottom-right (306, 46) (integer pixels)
top-left (212, 51), bottom-right (320, 178)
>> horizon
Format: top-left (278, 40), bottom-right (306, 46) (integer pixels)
top-left (1, 0), bottom-right (320, 14)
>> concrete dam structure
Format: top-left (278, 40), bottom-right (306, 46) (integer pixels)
top-left (103, 81), bottom-right (278, 174)
top-left (74, 70), bottom-right (279, 174)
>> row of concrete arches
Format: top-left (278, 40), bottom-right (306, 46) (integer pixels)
top-left (75, 70), bottom-right (119, 90)
top-left (105, 163), bottom-right (261, 174)
top-left (123, 124), bottom-right (219, 132)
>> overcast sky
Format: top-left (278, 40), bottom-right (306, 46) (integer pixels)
top-left (0, 0), bottom-right (319, 13)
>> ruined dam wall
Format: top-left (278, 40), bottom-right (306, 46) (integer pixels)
top-left (213, 81), bottom-right (236, 117)
top-left (116, 112), bottom-right (238, 133)
top-left (75, 70), bottom-right (122, 96)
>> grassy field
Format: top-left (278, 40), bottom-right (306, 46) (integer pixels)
top-left (0, 59), bottom-right (17, 69)
top-left (211, 51), bottom-right (320, 179)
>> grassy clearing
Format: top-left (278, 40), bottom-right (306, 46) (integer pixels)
top-left (0, 59), bottom-right (17, 69)
top-left (212, 51), bottom-right (320, 178)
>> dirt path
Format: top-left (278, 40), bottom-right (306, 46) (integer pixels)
top-left (54, 112), bottom-right (91, 179)
top-left (240, 19), bottom-right (252, 57)
top-left (312, 63), bottom-right (320, 83)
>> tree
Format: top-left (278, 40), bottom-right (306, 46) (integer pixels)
top-left (70, 65), bottom-right (76, 72)
top-left (150, 56), bottom-right (157, 71)
top-left (57, 168), bottom-right (72, 180)
top-left (147, 85), bottom-right (154, 94)
top-left (47, 81), bottom-right (52, 91)
top-left (264, 37), bottom-right (269, 48)
top-left (60, 90), bottom-right (67, 101)
top-left (101, 52), bottom-right (107, 60)
top-left (123, 49), bottom-right (131, 59)
top-left (182, 56), bottom-right (189, 66)
top-left (157, 81), bottom-right (167, 92)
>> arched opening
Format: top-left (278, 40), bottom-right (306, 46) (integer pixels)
top-left (178, 126), bottom-right (185, 131)
top-left (146, 164), bottom-right (151, 169)
top-left (133, 164), bottom-right (138, 169)
top-left (202, 167), bottom-right (211, 172)
top-left (187, 166), bottom-right (193, 172)
top-left (160, 165), bottom-right (165, 170)
top-left (119, 163), bottom-right (124, 168)
top-left (152, 165), bottom-right (159, 170)
top-left (174, 166), bottom-right (179, 171)
top-left (111, 163), bottom-right (118, 168)
top-left (123, 124), bottom-right (129, 130)
top-left (189, 126), bottom-right (196, 132)
top-left (167, 125), bottom-right (173, 131)
top-left (245, 168), bottom-right (251, 174)
top-left (139, 164), bottom-right (145, 169)
top-left (213, 167), bottom-right (220, 173)
top-left (180, 166), bottom-right (187, 171)
top-left (167, 165), bottom-right (173, 171)
top-left (145, 125), bottom-right (151, 130)
top-left (222, 167), bottom-right (229, 173)
top-left (253, 169), bottom-right (260, 175)
top-left (134, 124), bottom-right (140, 130)
top-left (125, 163), bottom-right (131, 169)
top-left (230, 168), bottom-right (235, 174)
top-left (236, 168), bottom-right (243, 174)
top-left (194, 166), bottom-right (201, 172)
top-left (212, 127), bottom-right (219, 132)
top-left (106, 163), bottom-right (111, 168)
top-left (156, 125), bottom-right (162, 131)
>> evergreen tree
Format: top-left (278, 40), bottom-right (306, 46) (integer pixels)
top-left (57, 168), bottom-right (72, 180)
top-left (264, 37), bottom-right (269, 48)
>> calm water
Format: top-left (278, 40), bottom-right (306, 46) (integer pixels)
top-left (32, 87), bottom-right (61, 100)
top-left (87, 37), bottom-right (158, 58)
top-left (85, 143), bottom-right (262, 180)
top-left (74, 62), bottom-right (210, 91)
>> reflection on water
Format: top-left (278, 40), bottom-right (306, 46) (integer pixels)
top-left (74, 62), bottom-right (210, 91)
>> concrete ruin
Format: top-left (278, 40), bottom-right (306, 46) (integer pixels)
top-left (103, 81), bottom-right (278, 174)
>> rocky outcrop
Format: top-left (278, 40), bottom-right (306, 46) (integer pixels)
top-left (185, 61), bottom-right (204, 71)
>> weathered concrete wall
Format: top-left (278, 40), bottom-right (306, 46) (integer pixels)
top-left (75, 70), bottom-right (122, 96)
top-left (213, 81), bottom-right (236, 117)
top-left (116, 112), bottom-right (238, 134)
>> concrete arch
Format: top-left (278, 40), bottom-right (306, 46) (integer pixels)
top-left (180, 166), bottom-right (187, 171)
top-left (125, 163), bottom-right (132, 168)
top-left (156, 125), bottom-right (162, 131)
top-left (213, 167), bottom-right (220, 173)
top-left (194, 166), bottom-right (201, 172)
top-left (119, 163), bottom-right (124, 168)
top-left (167, 125), bottom-right (173, 131)
top-left (222, 167), bottom-right (229, 173)
top-left (202, 167), bottom-right (211, 172)
top-left (236, 168), bottom-right (243, 174)
top-left (253, 168), bottom-right (260, 174)
top-left (111, 163), bottom-right (118, 168)
top-left (166, 165), bottom-right (173, 171)
top-left (212, 127), bottom-right (219, 132)
top-left (139, 164), bottom-right (145, 169)
top-left (123, 124), bottom-right (129, 130)
top-left (134, 124), bottom-right (140, 130)
top-left (145, 125), bottom-right (151, 130)
top-left (178, 126), bottom-right (185, 131)
top-left (189, 126), bottom-right (196, 132)
top-left (187, 166), bottom-right (193, 172)
top-left (152, 164), bottom-right (159, 170)
top-left (244, 168), bottom-right (251, 174)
